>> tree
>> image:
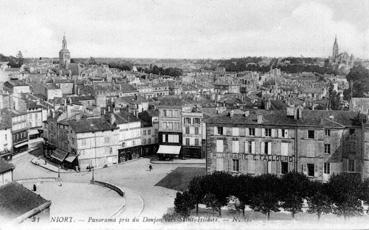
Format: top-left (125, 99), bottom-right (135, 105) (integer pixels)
top-left (327, 173), bottom-right (363, 219)
top-left (88, 57), bottom-right (97, 65)
top-left (328, 83), bottom-right (341, 110)
top-left (346, 64), bottom-right (369, 98)
top-left (200, 172), bottom-right (234, 216)
top-left (233, 175), bottom-right (255, 216)
top-left (307, 181), bottom-right (333, 220)
top-left (279, 172), bottom-right (310, 219)
top-left (203, 193), bottom-right (222, 216)
top-left (249, 174), bottom-right (281, 220)
top-left (174, 191), bottom-right (195, 217)
top-left (16, 51), bottom-right (23, 66)
top-left (188, 176), bottom-right (205, 215)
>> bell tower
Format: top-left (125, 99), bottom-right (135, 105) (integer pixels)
top-left (59, 34), bottom-right (71, 69)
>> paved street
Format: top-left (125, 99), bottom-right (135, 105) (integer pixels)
top-left (21, 182), bottom-right (124, 219)
top-left (11, 153), bottom-right (205, 218)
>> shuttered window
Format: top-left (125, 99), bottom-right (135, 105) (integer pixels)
top-left (232, 141), bottom-right (239, 153)
top-left (216, 158), bottom-right (224, 171)
top-left (216, 140), bottom-right (224, 153)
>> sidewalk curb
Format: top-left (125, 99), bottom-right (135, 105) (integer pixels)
top-left (30, 157), bottom-right (144, 174)
top-left (91, 180), bottom-right (127, 218)
top-left (150, 160), bottom-right (205, 165)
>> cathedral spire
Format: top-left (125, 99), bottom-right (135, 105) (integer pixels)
top-left (332, 35), bottom-right (339, 59)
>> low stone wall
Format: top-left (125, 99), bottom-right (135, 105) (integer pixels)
top-left (16, 177), bottom-right (58, 183)
top-left (91, 180), bottom-right (124, 197)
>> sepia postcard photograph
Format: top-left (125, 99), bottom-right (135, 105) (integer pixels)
top-left (1, 0), bottom-right (369, 229)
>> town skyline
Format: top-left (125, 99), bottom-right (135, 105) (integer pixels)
top-left (1, 0), bottom-right (369, 59)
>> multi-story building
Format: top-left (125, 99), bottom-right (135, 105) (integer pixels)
top-left (7, 110), bottom-right (29, 154)
top-left (0, 158), bottom-right (14, 186)
top-left (139, 110), bottom-right (159, 156)
top-left (3, 80), bottom-right (31, 111)
top-left (0, 117), bottom-right (12, 160)
top-left (157, 97), bottom-right (183, 158)
top-left (68, 116), bottom-right (119, 170)
top-left (136, 83), bottom-right (170, 99)
top-left (206, 107), bottom-right (366, 182)
top-left (182, 105), bottom-right (204, 158)
top-left (110, 111), bottom-right (142, 162)
top-left (26, 101), bottom-right (47, 148)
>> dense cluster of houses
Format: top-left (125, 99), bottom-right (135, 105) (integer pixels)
top-left (1, 36), bottom-right (369, 181)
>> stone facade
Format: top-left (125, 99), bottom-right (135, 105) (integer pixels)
top-left (206, 109), bottom-right (366, 182)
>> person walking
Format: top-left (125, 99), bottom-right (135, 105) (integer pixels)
top-left (149, 164), bottom-right (153, 171)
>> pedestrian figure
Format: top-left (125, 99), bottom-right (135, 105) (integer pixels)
top-left (33, 184), bottom-right (37, 192)
top-left (149, 164), bottom-right (153, 171)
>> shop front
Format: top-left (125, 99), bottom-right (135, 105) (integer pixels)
top-left (118, 146), bottom-right (142, 163)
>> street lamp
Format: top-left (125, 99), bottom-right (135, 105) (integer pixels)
top-left (58, 165), bottom-right (60, 178)
top-left (91, 166), bottom-right (95, 182)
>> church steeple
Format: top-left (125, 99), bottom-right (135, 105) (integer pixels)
top-left (332, 35), bottom-right (339, 59)
top-left (62, 34), bottom-right (67, 50)
top-left (59, 34), bottom-right (71, 69)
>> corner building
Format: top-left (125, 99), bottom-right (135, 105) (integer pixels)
top-left (206, 108), bottom-right (367, 182)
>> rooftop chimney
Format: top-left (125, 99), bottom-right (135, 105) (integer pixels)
top-left (110, 113), bottom-right (116, 125)
top-left (257, 114), bottom-right (263, 124)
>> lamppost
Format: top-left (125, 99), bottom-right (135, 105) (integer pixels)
top-left (58, 165), bottom-right (60, 178)
top-left (91, 165), bottom-right (95, 183)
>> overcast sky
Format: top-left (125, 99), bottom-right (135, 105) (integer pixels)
top-left (1, 0), bottom-right (369, 59)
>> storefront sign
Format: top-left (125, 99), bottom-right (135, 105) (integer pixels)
top-left (219, 153), bottom-right (295, 162)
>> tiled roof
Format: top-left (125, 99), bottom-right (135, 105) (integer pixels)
top-left (206, 109), bottom-right (364, 128)
top-left (0, 159), bottom-right (14, 174)
top-left (4, 80), bottom-right (28, 88)
top-left (112, 111), bottom-right (141, 124)
top-left (69, 95), bottom-right (95, 103)
top-left (158, 96), bottom-right (193, 107)
top-left (68, 117), bottom-right (117, 133)
top-left (115, 95), bottom-right (148, 104)
top-left (0, 182), bottom-right (49, 220)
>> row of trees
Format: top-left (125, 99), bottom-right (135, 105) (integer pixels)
top-left (174, 172), bottom-right (369, 220)
top-left (218, 57), bottom-right (336, 74)
top-left (141, 65), bottom-right (183, 77)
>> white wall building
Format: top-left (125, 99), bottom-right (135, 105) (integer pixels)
top-left (68, 117), bottom-right (120, 170)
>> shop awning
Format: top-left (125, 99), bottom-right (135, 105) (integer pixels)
top-left (51, 149), bottom-right (69, 162)
top-left (64, 155), bottom-right (77, 163)
top-left (156, 145), bottom-right (181, 155)
top-left (28, 129), bottom-right (39, 136)
top-left (14, 142), bottom-right (28, 149)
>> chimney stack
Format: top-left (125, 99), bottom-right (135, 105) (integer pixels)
top-left (110, 113), bottom-right (116, 125)
top-left (257, 114), bottom-right (263, 124)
